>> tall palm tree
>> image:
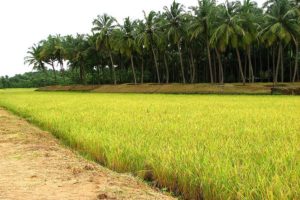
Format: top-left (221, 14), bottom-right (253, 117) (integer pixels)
top-left (157, 15), bottom-right (171, 83)
top-left (137, 11), bottom-right (161, 83)
top-left (238, 0), bottom-right (262, 83)
top-left (260, 0), bottom-right (300, 84)
top-left (62, 34), bottom-right (90, 84)
top-left (92, 14), bottom-right (117, 84)
top-left (135, 20), bottom-right (147, 83)
top-left (290, 0), bottom-right (300, 82)
top-left (113, 17), bottom-right (138, 84)
top-left (210, 1), bottom-right (246, 85)
top-left (39, 36), bottom-right (60, 81)
top-left (190, 0), bottom-right (216, 84)
top-left (292, 34), bottom-right (299, 83)
top-left (163, 1), bottom-right (187, 83)
top-left (24, 44), bottom-right (46, 73)
top-left (51, 35), bottom-right (66, 82)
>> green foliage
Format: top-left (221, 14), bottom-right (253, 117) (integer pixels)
top-left (261, 0), bottom-right (300, 46)
top-left (0, 71), bottom-right (75, 88)
top-left (15, 0), bottom-right (300, 87)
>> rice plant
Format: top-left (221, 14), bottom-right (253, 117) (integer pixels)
top-left (0, 89), bottom-right (299, 199)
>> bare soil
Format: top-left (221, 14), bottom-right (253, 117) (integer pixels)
top-left (0, 108), bottom-right (175, 200)
top-left (37, 83), bottom-right (300, 94)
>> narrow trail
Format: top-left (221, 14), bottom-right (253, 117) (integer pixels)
top-left (0, 108), bottom-right (174, 200)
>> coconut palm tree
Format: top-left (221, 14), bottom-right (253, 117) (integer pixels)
top-left (92, 14), bottom-right (118, 84)
top-left (292, 34), bottom-right (299, 83)
top-left (135, 20), bottom-right (148, 83)
top-left (210, 1), bottom-right (246, 85)
top-left (190, 0), bottom-right (217, 83)
top-left (137, 11), bottom-right (161, 83)
top-left (290, 0), bottom-right (300, 82)
top-left (163, 1), bottom-right (187, 83)
top-left (260, 0), bottom-right (300, 84)
top-left (113, 17), bottom-right (138, 84)
top-left (157, 16), bottom-right (171, 83)
top-left (62, 34), bottom-right (90, 84)
top-left (39, 36), bottom-right (60, 81)
top-left (238, 0), bottom-right (262, 83)
top-left (24, 44), bottom-right (46, 73)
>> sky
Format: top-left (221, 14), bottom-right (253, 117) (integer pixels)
top-left (0, 0), bottom-right (264, 77)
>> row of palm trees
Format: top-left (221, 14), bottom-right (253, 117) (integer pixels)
top-left (25, 0), bottom-right (300, 85)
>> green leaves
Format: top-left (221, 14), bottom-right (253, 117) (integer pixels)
top-left (163, 1), bottom-right (186, 44)
top-left (24, 0), bottom-right (300, 85)
top-left (260, 0), bottom-right (300, 47)
top-left (92, 14), bottom-right (117, 50)
top-left (24, 44), bottom-right (45, 71)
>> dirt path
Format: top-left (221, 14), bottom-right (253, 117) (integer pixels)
top-left (0, 108), bottom-right (175, 200)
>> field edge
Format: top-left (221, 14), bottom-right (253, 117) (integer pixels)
top-left (36, 83), bottom-right (300, 95)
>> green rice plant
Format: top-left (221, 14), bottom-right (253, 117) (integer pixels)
top-left (0, 89), bottom-right (299, 199)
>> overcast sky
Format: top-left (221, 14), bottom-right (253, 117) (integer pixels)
top-left (0, 0), bottom-right (264, 77)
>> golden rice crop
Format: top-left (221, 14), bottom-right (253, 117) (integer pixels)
top-left (0, 89), bottom-right (299, 199)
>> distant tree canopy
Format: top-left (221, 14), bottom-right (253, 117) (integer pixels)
top-left (6, 0), bottom-right (300, 88)
top-left (0, 71), bottom-right (72, 88)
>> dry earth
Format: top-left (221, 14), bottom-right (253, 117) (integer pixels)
top-left (0, 108), bottom-right (175, 200)
top-left (37, 83), bottom-right (300, 95)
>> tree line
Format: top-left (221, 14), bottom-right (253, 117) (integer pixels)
top-left (24, 0), bottom-right (300, 86)
top-left (0, 71), bottom-right (74, 89)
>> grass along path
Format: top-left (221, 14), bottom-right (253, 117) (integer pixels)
top-left (0, 89), bottom-right (299, 199)
top-left (0, 107), bottom-right (174, 200)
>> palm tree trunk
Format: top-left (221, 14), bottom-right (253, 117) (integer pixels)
top-left (236, 48), bottom-right (246, 85)
top-left (51, 62), bottom-right (57, 82)
top-left (293, 39), bottom-right (299, 82)
top-left (188, 59), bottom-right (192, 82)
top-left (141, 57), bottom-right (144, 84)
top-left (60, 64), bottom-right (65, 83)
top-left (254, 48), bottom-right (257, 76)
top-left (177, 42), bottom-right (186, 84)
top-left (189, 48), bottom-right (196, 83)
top-left (119, 53), bottom-right (123, 83)
top-left (215, 49), bottom-right (224, 84)
top-left (97, 66), bottom-right (101, 84)
top-left (151, 46), bottom-right (160, 83)
top-left (79, 66), bottom-right (86, 84)
top-left (290, 50), bottom-right (292, 82)
top-left (267, 49), bottom-right (270, 82)
top-left (244, 53), bottom-right (247, 80)
top-left (164, 54), bottom-right (169, 84)
top-left (207, 41), bottom-right (214, 84)
top-left (42, 68), bottom-right (48, 86)
top-left (259, 49), bottom-right (262, 78)
top-left (272, 46), bottom-right (276, 82)
top-left (274, 43), bottom-right (282, 84)
top-left (109, 51), bottom-right (117, 85)
top-left (130, 55), bottom-right (137, 84)
top-left (281, 47), bottom-right (284, 83)
top-left (100, 66), bottom-right (104, 84)
top-left (213, 52), bottom-right (217, 82)
top-left (247, 46), bottom-right (254, 83)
